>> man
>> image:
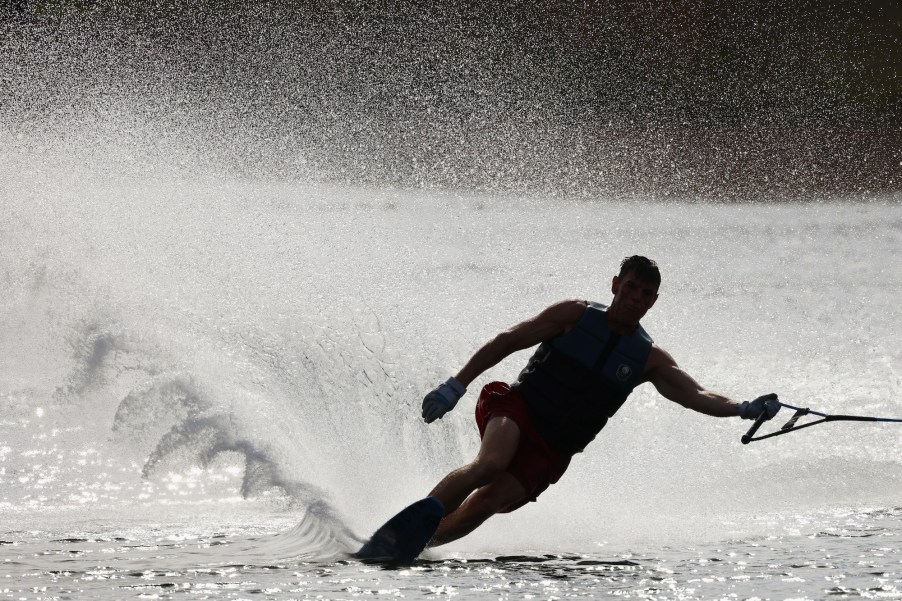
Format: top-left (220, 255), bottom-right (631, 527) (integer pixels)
top-left (357, 256), bottom-right (779, 562)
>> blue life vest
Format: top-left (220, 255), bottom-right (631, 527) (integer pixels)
top-left (513, 301), bottom-right (653, 455)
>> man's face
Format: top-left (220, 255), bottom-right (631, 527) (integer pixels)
top-left (610, 271), bottom-right (659, 323)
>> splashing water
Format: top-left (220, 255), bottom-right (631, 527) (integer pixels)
top-left (2, 4), bottom-right (901, 599)
top-left (3, 158), bottom-right (901, 543)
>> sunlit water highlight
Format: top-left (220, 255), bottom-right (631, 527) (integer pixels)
top-left (2, 150), bottom-right (901, 598)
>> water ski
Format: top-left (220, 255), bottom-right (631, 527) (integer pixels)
top-left (355, 496), bottom-right (444, 564)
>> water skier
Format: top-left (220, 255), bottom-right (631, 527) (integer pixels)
top-left (358, 255), bottom-right (781, 562)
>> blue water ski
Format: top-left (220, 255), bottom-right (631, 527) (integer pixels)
top-left (355, 497), bottom-right (444, 564)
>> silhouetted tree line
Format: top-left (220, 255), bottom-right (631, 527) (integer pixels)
top-left (3, 0), bottom-right (898, 124)
top-left (2, 0), bottom-right (899, 198)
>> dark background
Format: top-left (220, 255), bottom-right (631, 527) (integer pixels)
top-left (2, 0), bottom-right (899, 199)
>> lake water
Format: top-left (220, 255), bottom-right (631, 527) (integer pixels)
top-left (2, 150), bottom-right (901, 599)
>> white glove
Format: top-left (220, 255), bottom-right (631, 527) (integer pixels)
top-left (421, 377), bottom-right (466, 423)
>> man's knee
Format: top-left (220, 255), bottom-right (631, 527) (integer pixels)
top-left (469, 456), bottom-right (508, 486)
top-left (468, 481), bottom-right (525, 517)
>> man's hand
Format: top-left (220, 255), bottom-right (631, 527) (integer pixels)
top-left (421, 377), bottom-right (466, 423)
top-left (739, 393), bottom-right (781, 420)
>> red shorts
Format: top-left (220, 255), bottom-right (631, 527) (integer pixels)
top-left (475, 381), bottom-right (571, 513)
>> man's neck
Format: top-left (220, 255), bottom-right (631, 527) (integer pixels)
top-left (606, 314), bottom-right (638, 336)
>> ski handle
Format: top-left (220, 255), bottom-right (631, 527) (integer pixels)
top-left (740, 400), bottom-right (902, 444)
top-left (741, 410), bottom-right (770, 445)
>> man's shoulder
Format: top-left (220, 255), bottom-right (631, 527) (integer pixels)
top-left (644, 343), bottom-right (677, 373)
top-left (539, 298), bottom-right (587, 315)
top-left (535, 299), bottom-right (587, 334)
top-left (547, 299), bottom-right (588, 321)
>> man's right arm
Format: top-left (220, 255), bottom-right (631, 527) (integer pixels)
top-left (453, 299), bottom-right (587, 388)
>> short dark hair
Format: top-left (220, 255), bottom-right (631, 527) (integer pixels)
top-left (619, 255), bottom-right (661, 288)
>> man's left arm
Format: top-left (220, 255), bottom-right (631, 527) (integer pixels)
top-left (644, 345), bottom-right (778, 419)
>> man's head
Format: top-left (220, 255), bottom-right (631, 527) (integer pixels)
top-left (609, 255), bottom-right (660, 325)
top-left (618, 255), bottom-right (661, 289)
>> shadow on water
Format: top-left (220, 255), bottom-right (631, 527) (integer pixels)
top-left (364, 553), bottom-right (642, 577)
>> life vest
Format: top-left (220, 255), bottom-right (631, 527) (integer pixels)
top-left (513, 301), bottom-right (653, 455)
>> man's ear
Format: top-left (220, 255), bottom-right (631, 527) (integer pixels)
top-left (611, 275), bottom-right (620, 295)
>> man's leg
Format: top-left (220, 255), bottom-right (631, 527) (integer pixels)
top-left (428, 416), bottom-right (521, 515)
top-left (428, 471), bottom-right (527, 547)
